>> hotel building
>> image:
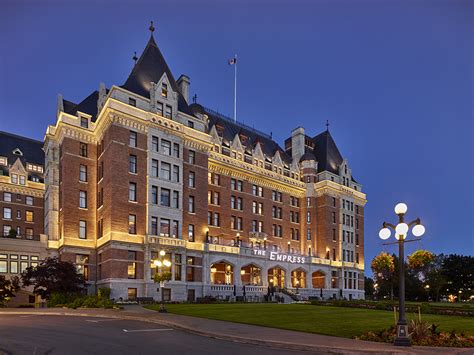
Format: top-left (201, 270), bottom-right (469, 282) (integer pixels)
top-left (1, 27), bottom-right (366, 302)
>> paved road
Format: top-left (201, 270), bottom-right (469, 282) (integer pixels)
top-left (0, 314), bottom-right (310, 355)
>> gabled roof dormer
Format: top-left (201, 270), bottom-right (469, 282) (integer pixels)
top-left (230, 133), bottom-right (244, 153)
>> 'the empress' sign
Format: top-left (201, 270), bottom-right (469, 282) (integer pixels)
top-left (253, 249), bottom-right (306, 264)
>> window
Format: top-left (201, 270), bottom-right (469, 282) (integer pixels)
top-left (161, 139), bottom-right (171, 155)
top-left (80, 117), bottom-right (88, 128)
top-left (209, 191), bottom-right (220, 206)
top-left (188, 121), bottom-right (194, 128)
top-left (172, 191), bottom-right (179, 208)
top-left (128, 251), bottom-right (136, 279)
top-left (175, 254), bottom-right (182, 281)
top-left (26, 228), bottom-right (33, 239)
top-left (356, 218), bottom-right (359, 229)
top-left (160, 219), bottom-right (170, 236)
top-left (307, 212), bottom-right (311, 223)
top-left (11, 174), bottom-right (18, 184)
top-left (129, 97), bottom-right (136, 107)
top-left (151, 216), bottom-right (158, 235)
top-left (151, 136), bottom-right (159, 152)
top-left (79, 191), bottom-right (87, 208)
top-left (79, 220), bottom-right (87, 239)
top-left (173, 143), bottom-right (180, 158)
top-left (173, 165), bottom-right (180, 182)
top-left (356, 253), bottom-right (360, 264)
top-left (98, 161), bottom-right (104, 180)
top-left (3, 208), bottom-right (12, 219)
top-left (157, 102), bottom-right (164, 116)
top-left (3, 226), bottom-right (11, 237)
top-left (19, 175), bottom-right (26, 185)
top-left (188, 171), bottom-right (195, 187)
top-left (165, 105), bottom-right (172, 119)
top-left (129, 155), bottom-right (137, 173)
top-left (208, 173), bottom-right (220, 186)
top-left (97, 219), bottom-right (103, 238)
top-left (128, 214), bottom-right (136, 234)
top-left (0, 258), bottom-right (7, 273)
top-left (162, 83), bottom-right (168, 97)
top-left (307, 229), bottom-right (311, 240)
top-left (98, 188), bottom-right (103, 207)
top-left (25, 211), bottom-right (33, 222)
top-left (188, 150), bottom-right (195, 164)
top-left (151, 159), bottom-right (159, 177)
top-left (76, 254), bottom-right (89, 280)
top-left (333, 229), bottom-right (336, 241)
top-left (161, 162), bottom-right (171, 180)
top-left (252, 185), bottom-right (263, 197)
top-left (332, 212), bottom-right (336, 223)
top-left (188, 225), bottom-right (195, 242)
top-left (80, 143), bottom-right (88, 157)
top-left (3, 192), bottom-right (11, 202)
top-left (188, 196), bottom-right (195, 213)
top-left (332, 248), bottom-right (336, 261)
top-left (16, 210), bottom-right (21, 219)
top-left (79, 165), bottom-right (87, 182)
top-left (356, 234), bottom-right (359, 246)
top-left (213, 212), bottom-right (220, 227)
top-left (172, 220), bottom-right (179, 238)
top-left (129, 131), bottom-right (137, 147)
top-left (271, 190), bottom-right (282, 202)
top-left (356, 205), bottom-right (359, 214)
top-left (307, 197), bottom-right (311, 207)
top-left (160, 188), bottom-right (170, 207)
top-left (129, 182), bottom-right (137, 202)
top-left (332, 197), bottom-right (336, 207)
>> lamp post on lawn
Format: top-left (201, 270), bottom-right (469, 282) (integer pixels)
top-left (152, 250), bottom-right (172, 312)
top-left (379, 202), bottom-right (425, 347)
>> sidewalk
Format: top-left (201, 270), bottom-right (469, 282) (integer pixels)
top-left (0, 306), bottom-right (471, 354)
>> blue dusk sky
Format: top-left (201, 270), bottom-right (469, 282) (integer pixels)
top-left (1, 0), bottom-right (472, 270)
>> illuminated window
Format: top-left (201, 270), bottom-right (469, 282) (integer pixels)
top-left (162, 83), bottom-right (168, 98)
top-left (79, 220), bottom-right (87, 239)
top-left (25, 211), bottom-right (33, 222)
top-left (79, 191), bottom-right (87, 208)
top-left (128, 215), bottom-right (136, 234)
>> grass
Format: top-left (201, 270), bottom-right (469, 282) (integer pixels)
top-left (146, 303), bottom-right (474, 339)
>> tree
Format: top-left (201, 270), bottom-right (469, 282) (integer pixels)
top-left (371, 252), bottom-right (395, 300)
top-left (364, 276), bottom-right (375, 300)
top-left (21, 257), bottom-right (86, 299)
top-left (0, 275), bottom-right (20, 305)
top-left (441, 254), bottom-right (474, 302)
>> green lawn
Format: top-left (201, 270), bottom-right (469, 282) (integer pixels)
top-left (146, 303), bottom-right (474, 338)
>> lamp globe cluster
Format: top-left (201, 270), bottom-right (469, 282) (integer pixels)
top-left (379, 202), bottom-right (425, 241)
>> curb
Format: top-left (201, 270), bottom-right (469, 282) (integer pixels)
top-left (0, 311), bottom-right (470, 354)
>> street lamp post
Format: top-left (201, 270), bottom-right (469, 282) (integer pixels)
top-left (152, 250), bottom-right (172, 312)
top-left (379, 202), bottom-right (425, 347)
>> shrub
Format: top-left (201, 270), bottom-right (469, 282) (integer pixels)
top-left (98, 287), bottom-right (111, 300)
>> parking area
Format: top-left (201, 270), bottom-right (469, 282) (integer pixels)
top-left (0, 314), bottom-right (310, 355)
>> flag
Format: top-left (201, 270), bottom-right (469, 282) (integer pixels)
top-left (228, 57), bottom-right (237, 65)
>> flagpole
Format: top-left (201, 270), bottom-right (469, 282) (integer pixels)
top-left (234, 54), bottom-right (237, 122)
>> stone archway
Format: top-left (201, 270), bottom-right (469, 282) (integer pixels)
top-left (241, 263), bottom-right (262, 285)
top-left (210, 261), bottom-right (234, 285)
top-left (291, 268), bottom-right (307, 288)
top-left (267, 266), bottom-right (286, 288)
top-left (312, 270), bottom-right (326, 288)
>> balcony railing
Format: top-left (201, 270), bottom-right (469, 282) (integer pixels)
top-left (1, 233), bottom-right (40, 241)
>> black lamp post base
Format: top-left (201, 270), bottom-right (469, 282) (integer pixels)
top-left (394, 323), bottom-right (411, 347)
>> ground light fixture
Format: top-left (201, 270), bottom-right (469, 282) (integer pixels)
top-left (151, 250), bottom-right (172, 313)
top-left (379, 202), bottom-right (425, 347)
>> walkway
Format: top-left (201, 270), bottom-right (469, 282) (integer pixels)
top-left (0, 306), bottom-right (470, 354)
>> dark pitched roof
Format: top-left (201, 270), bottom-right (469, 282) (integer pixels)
top-left (312, 130), bottom-right (343, 175)
top-left (190, 104), bottom-right (292, 165)
top-left (299, 150), bottom-right (316, 162)
top-left (121, 35), bottom-right (192, 115)
top-left (63, 91), bottom-right (100, 121)
top-left (0, 131), bottom-right (44, 166)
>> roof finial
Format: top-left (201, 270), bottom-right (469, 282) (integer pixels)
top-left (149, 21), bottom-right (155, 35)
top-left (192, 94), bottom-right (198, 103)
top-left (326, 120), bottom-right (330, 131)
top-left (132, 51), bottom-right (138, 65)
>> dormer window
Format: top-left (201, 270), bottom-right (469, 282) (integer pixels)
top-left (129, 98), bottom-right (137, 107)
top-left (12, 148), bottom-right (23, 156)
top-left (165, 105), bottom-right (172, 119)
top-left (0, 157), bottom-right (6, 166)
top-left (11, 174), bottom-right (18, 184)
top-left (157, 102), bottom-right (163, 116)
top-left (19, 175), bottom-right (26, 185)
top-left (162, 83), bottom-right (168, 98)
top-left (80, 117), bottom-right (88, 128)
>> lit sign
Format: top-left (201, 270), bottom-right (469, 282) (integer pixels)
top-left (252, 249), bottom-right (306, 264)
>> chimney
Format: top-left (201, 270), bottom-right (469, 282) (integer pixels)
top-left (177, 74), bottom-right (190, 104)
top-left (291, 127), bottom-right (305, 162)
